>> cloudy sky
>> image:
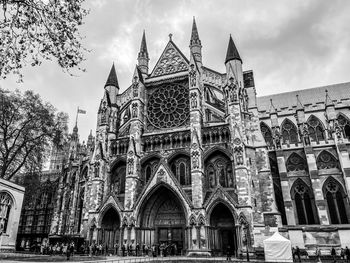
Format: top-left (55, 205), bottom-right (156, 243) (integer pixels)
top-left (1, 0), bottom-right (350, 141)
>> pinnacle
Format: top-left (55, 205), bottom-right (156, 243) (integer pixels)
top-left (139, 30), bottom-right (148, 57)
top-left (325, 89), bottom-right (334, 107)
top-left (190, 17), bottom-right (201, 46)
top-left (225, 35), bottom-right (242, 64)
top-left (105, 63), bottom-right (119, 88)
top-left (296, 94), bottom-right (304, 111)
top-left (269, 99), bottom-right (277, 114)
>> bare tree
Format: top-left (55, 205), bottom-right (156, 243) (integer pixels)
top-left (0, 0), bottom-right (88, 81)
top-left (0, 88), bottom-right (68, 180)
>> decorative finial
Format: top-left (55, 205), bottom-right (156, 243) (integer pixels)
top-left (169, 33), bottom-right (173, 41)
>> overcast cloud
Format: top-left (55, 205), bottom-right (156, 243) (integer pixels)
top-left (1, 0), bottom-right (350, 142)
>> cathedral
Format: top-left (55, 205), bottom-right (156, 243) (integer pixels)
top-left (47, 18), bottom-right (350, 256)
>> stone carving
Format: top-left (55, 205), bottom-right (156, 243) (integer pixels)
top-left (94, 162), bottom-right (100, 177)
top-left (190, 92), bottom-right (197, 109)
top-left (302, 124), bottom-right (310, 146)
top-left (273, 127), bottom-right (281, 149)
top-left (189, 64), bottom-right (197, 87)
top-left (132, 103), bottom-right (138, 118)
top-left (234, 146), bottom-right (244, 165)
top-left (127, 158), bottom-right (134, 175)
top-left (191, 151), bottom-right (200, 169)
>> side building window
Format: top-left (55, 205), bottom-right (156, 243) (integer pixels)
top-left (260, 122), bottom-right (274, 148)
top-left (316, 151), bottom-right (340, 170)
top-left (337, 114), bottom-right (350, 139)
top-left (307, 115), bottom-right (325, 142)
top-left (281, 119), bottom-right (298, 144)
top-left (170, 155), bottom-right (191, 186)
top-left (0, 192), bottom-right (13, 233)
top-left (323, 178), bottom-right (349, 224)
top-left (291, 179), bottom-right (318, 225)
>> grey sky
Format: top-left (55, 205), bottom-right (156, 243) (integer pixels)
top-left (1, 0), bottom-right (350, 142)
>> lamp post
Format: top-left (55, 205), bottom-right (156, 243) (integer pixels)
top-left (0, 222), bottom-right (4, 252)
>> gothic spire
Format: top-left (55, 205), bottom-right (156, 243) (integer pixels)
top-left (325, 89), bottom-right (334, 107)
top-left (269, 99), bottom-right (277, 114)
top-left (225, 34), bottom-right (242, 64)
top-left (296, 94), bottom-right (304, 111)
top-left (138, 30), bottom-right (150, 75)
top-left (138, 30), bottom-right (149, 59)
top-left (105, 63), bottom-right (119, 88)
top-left (190, 17), bottom-right (201, 46)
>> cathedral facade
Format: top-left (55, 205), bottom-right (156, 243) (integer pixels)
top-left (48, 19), bottom-right (350, 256)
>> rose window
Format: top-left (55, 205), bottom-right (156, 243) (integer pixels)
top-left (147, 83), bottom-right (189, 129)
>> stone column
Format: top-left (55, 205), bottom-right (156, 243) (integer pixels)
top-left (276, 151), bottom-right (296, 225)
top-left (305, 147), bottom-right (329, 225)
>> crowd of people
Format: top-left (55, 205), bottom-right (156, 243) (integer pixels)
top-left (292, 246), bottom-right (350, 262)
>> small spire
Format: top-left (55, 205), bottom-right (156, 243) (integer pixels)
top-left (296, 94), bottom-right (304, 111)
top-left (88, 129), bottom-right (93, 138)
top-left (138, 30), bottom-right (148, 58)
top-left (105, 63), bottom-right (119, 88)
top-left (169, 33), bottom-right (173, 41)
top-left (190, 17), bottom-right (201, 46)
top-left (325, 89), bottom-right (334, 107)
top-left (225, 34), bottom-right (242, 64)
top-left (269, 99), bottom-right (277, 114)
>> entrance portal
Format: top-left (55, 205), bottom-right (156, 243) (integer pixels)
top-left (100, 208), bottom-right (120, 253)
top-left (209, 203), bottom-right (236, 256)
top-left (139, 186), bottom-right (186, 255)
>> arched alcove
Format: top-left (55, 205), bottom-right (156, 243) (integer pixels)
top-left (138, 185), bottom-right (186, 255)
top-left (209, 202), bottom-right (236, 256)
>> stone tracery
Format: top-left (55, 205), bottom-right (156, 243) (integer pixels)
top-left (147, 83), bottom-right (189, 129)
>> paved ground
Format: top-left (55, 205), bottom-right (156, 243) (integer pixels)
top-left (0, 254), bottom-right (239, 263)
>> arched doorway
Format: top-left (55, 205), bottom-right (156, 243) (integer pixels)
top-left (209, 203), bottom-right (236, 256)
top-left (100, 208), bottom-right (120, 253)
top-left (139, 186), bottom-right (187, 255)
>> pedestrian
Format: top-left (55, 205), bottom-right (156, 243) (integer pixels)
top-left (226, 245), bottom-right (232, 261)
top-left (346, 246), bottom-right (350, 263)
top-left (136, 243), bottom-right (140, 256)
top-left (66, 244), bottom-right (71, 261)
top-left (331, 247), bottom-right (336, 263)
top-left (292, 247), bottom-right (296, 261)
top-left (114, 243), bottom-right (118, 255)
top-left (296, 246), bottom-right (301, 263)
top-left (316, 246), bottom-right (322, 263)
top-left (341, 248), bottom-right (345, 260)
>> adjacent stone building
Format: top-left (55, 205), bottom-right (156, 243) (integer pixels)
top-left (15, 171), bottom-right (60, 250)
top-left (0, 178), bottom-right (25, 251)
top-left (49, 19), bottom-right (350, 256)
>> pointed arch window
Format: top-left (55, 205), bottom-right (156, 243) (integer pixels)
top-left (286, 153), bottom-right (307, 172)
top-left (291, 180), bottom-right (318, 225)
top-left (281, 119), bottom-right (298, 144)
top-left (111, 162), bottom-right (126, 195)
top-left (0, 192), bottom-right (13, 233)
top-left (316, 151), bottom-right (339, 170)
top-left (205, 153), bottom-right (234, 189)
top-left (307, 116), bottom-right (325, 142)
top-left (323, 178), bottom-right (349, 224)
top-left (260, 122), bottom-right (274, 147)
top-left (337, 114), bottom-right (350, 139)
top-left (169, 155), bottom-right (191, 186)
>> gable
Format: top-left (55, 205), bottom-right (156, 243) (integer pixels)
top-left (150, 41), bottom-right (189, 78)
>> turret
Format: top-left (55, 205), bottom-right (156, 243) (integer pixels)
top-left (325, 89), bottom-right (336, 121)
top-left (137, 30), bottom-right (149, 76)
top-left (296, 94), bottom-right (305, 124)
top-left (104, 63), bottom-right (119, 104)
top-left (189, 17), bottom-right (202, 67)
top-left (225, 35), bottom-right (243, 88)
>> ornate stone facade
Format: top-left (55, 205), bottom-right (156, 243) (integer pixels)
top-left (49, 19), bottom-right (350, 256)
